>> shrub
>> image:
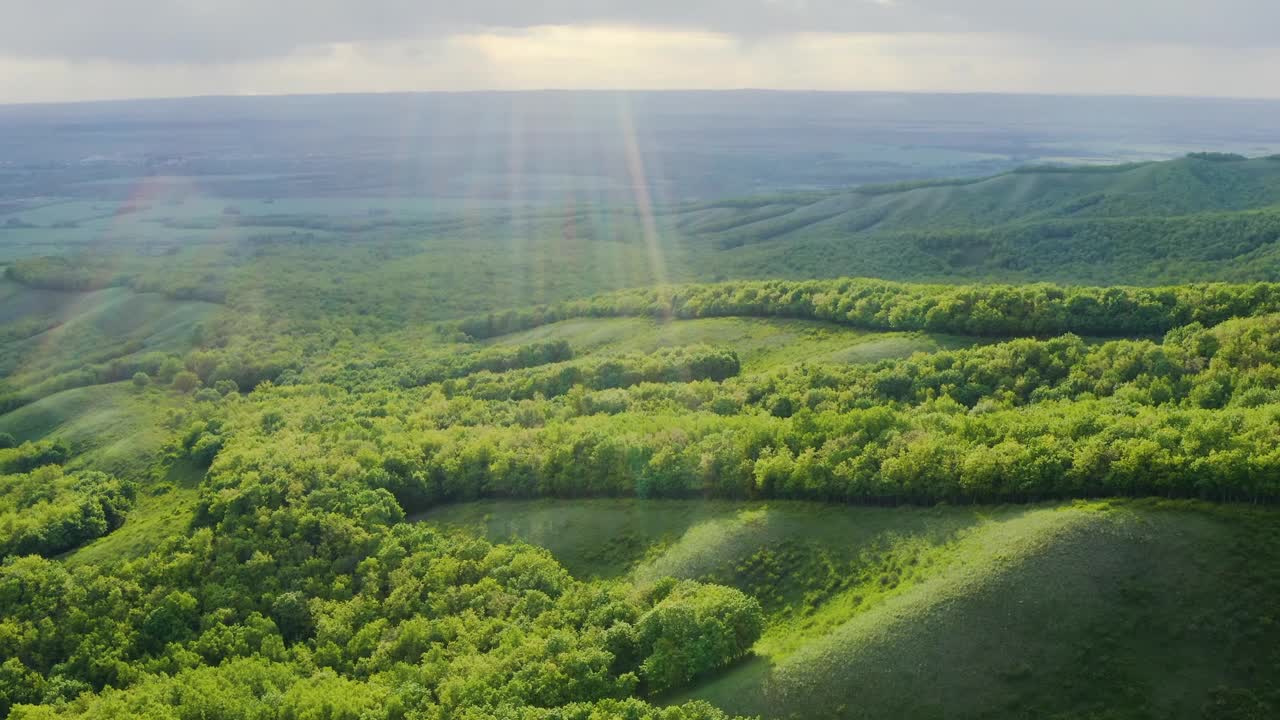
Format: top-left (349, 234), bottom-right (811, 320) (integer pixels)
top-left (194, 388), bottom-right (222, 403)
top-left (172, 371), bottom-right (201, 393)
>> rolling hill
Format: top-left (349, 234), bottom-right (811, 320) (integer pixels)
top-left (419, 498), bottom-right (1280, 720)
top-left (480, 316), bottom-right (991, 373)
top-left (7, 156), bottom-right (1280, 336)
top-left (660, 154), bottom-right (1280, 284)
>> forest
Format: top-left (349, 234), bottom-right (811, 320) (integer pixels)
top-left (3, 154), bottom-right (1280, 719)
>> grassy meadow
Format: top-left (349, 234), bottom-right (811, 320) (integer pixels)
top-left (483, 317), bottom-right (991, 372)
top-left (420, 498), bottom-right (1280, 719)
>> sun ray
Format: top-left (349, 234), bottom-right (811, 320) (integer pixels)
top-left (615, 94), bottom-right (669, 297)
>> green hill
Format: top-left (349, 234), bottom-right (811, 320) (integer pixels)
top-left (0, 383), bottom-right (186, 477)
top-left (7, 156), bottom-right (1280, 344)
top-left (665, 156), bottom-right (1280, 284)
top-left (482, 316), bottom-right (990, 372)
top-left (0, 279), bottom-right (219, 411)
top-left (419, 498), bottom-right (1280, 720)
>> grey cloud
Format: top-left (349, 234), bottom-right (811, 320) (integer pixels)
top-left (2, 0), bottom-right (1277, 63)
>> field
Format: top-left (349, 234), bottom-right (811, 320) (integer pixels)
top-left (9, 93), bottom-right (1280, 206)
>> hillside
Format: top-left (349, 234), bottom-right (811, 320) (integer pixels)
top-left (6, 156), bottom-right (1280, 342)
top-left (663, 155), bottom-right (1280, 284)
top-left (420, 498), bottom-right (1280, 719)
top-left (480, 317), bottom-right (991, 373)
top-left (0, 278), bottom-right (218, 412)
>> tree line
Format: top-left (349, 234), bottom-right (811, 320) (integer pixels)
top-left (453, 278), bottom-right (1280, 341)
top-left (441, 346), bottom-right (741, 403)
top-left (202, 313), bottom-right (1280, 512)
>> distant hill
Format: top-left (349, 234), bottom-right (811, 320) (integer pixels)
top-left (662, 155), bottom-right (1280, 284)
top-left (7, 156), bottom-right (1280, 341)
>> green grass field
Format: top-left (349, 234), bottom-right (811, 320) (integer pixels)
top-left (419, 498), bottom-right (1280, 719)
top-left (0, 279), bottom-right (216, 382)
top-left (63, 458), bottom-right (205, 568)
top-left (0, 383), bottom-right (187, 476)
top-left (484, 317), bottom-right (990, 372)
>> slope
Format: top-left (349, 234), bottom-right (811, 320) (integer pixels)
top-left (482, 316), bottom-right (990, 372)
top-left (0, 278), bottom-right (219, 410)
top-left (419, 499), bottom-right (1280, 720)
top-left (665, 155), bottom-right (1280, 284)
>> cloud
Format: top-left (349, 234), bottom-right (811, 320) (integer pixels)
top-left (1, 1), bottom-right (1277, 102)
top-left (3, 25), bottom-right (1279, 104)
top-left (2, 0), bottom-right (1277, 64)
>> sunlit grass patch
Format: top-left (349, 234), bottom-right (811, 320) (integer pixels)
top-left (483, 316), bottom-right (988, 372)
top-left (420, 498), bottom-right (1280, 719)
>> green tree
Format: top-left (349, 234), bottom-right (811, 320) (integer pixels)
top-left (636, 581), bottom-right (763, 693)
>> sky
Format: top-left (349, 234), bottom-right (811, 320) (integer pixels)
top-left (2, 1), bottom-right (1279, 103)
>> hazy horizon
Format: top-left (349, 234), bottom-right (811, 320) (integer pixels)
top-left (10, 86), bottom-right (1280, 110)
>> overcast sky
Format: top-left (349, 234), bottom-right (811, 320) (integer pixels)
top-left (2, 0), bottom-right (1279, 103)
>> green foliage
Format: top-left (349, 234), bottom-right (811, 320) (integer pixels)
top-left (455, 278), bottom-right (1280, 340)
top-left (852, 174), bottom-right (993, 196)
top-left (0, 440), bottom-right (69, 475)
top-left (0, 510), bottom-right (759, 719)
top-left (0, 464), bottom-right (136, 557)
top-left (397, 341), bottom-right (575, 388)
top-left (636, 581), bottom-right (763, 693)
top-left (211, 313), bottom-right (1280, 511)
top-left (171, 371), bottom-right (200, 394)
top-left (172, 420), bottom-right (226, 468)
top-left (442, 346), bottom-right (741, 403)
top-left (1187, 152), bottom-right (1249, 162)
top-left (4, 257), bottom-right (118, 293)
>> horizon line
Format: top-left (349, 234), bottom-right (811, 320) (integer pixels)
top-left (5, 87), bottom-right (1280, 110)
